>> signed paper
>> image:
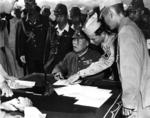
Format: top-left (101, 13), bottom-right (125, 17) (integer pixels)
top-left (54, 84), bottom-right (112, 108)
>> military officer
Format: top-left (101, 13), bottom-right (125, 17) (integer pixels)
top-left (67, 12), bottom-right (116, 84)
top-left (16, 0), bottom-right (49, 74)
top-left (52, 30), bottom-right (101, 84)
top-left (44, 3), bottom-right (74, 73)
top-left (99, 0), bottom-right (150, 117)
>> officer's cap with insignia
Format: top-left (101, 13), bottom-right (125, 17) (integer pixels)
top-left (54, 3), bottom-right (68, 16)
top-left (73, 30), bottom-right (90, 42)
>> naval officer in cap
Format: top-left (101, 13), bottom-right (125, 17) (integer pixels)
top-left (99, 0), bottom-right (150, 117)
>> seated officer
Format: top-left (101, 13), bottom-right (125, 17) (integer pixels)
top-left (52, 30), bottom-right (101, 85)
top-left (67, 13), bottom-right (117, 84)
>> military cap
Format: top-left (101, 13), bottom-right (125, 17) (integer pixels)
top-left (41, 8), bottom-right (51, 17)
top-left (70, 7), bottom-right (81, 18)
top-left (54, 3), bottom-right (68, 16)
top-left (99, 0), bottom-right (122, 19)
top-left (73, 30), bottom-right (90, 42)
top-left (99, 0), bottom-right (122, 11)
top-left (83, 13), bottom-right (101, 36)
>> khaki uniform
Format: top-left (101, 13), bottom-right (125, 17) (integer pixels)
top-left (79, 34), bottom-right (115, 77)
top-left (118, 17), bottom-right (150, 118)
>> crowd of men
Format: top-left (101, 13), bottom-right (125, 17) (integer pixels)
top-left (1, 0), bottom-right (150, 117)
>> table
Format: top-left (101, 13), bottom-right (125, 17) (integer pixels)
top-left (1, 73), bottom-right (122, 118)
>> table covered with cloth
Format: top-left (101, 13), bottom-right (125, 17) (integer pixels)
top-left (1, 73), bottom-right (122, 118)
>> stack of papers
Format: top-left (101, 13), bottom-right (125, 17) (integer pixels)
top-left (54, 84), bottom-right (112, 108)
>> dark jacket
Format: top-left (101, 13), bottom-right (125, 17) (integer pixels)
top-left (44, 24), bottom-right (74, 73)
top-left (16, 15), bottom-right (49, 66)
top-left (52, 48), bottom-right (101, 78)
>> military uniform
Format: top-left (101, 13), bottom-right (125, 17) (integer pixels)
top-left (16, 14), bottom-right (49, 74)
top-left (118, 17), bottom-right (150, 118)
top-left (52, 48), bottom-right (101, 78)
top-left (44, 24), bottom-right (74, 73)
top-left (44, 3), bottom-right (74, 73)
top-left (52, 29), bottom-right (101, 86)
top-left (79, 12), bottom-right (115, 78)
top-left (78, 34), bottom-right (115, 78)
top-left (100, 0), bottom-right (150, 117)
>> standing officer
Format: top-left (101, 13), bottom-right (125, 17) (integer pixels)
top-left (99, 0), bottom-right (150, 117)
top-left (16, 0), bottom-right (49, 74)
top-left (44, 3), bottom-right (74, 73)
top-left (70, 7), bottom-right (83, 31)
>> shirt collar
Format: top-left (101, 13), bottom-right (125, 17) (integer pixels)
top-left (55, 23), bottom-right (70, 36)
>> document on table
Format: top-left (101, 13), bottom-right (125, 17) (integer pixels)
top-left (74, 93), bottom-right (112, 108)
top-left (24, 107), bottom-right (46, 118)
top-left (8, 80), bottom-right (35, 89)
top-left (54, 84), bottom-right (112, 108)
top-left (54, 84), bottom-right (81, 95)
top-left (53, 79), bottom-right (70, 86)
